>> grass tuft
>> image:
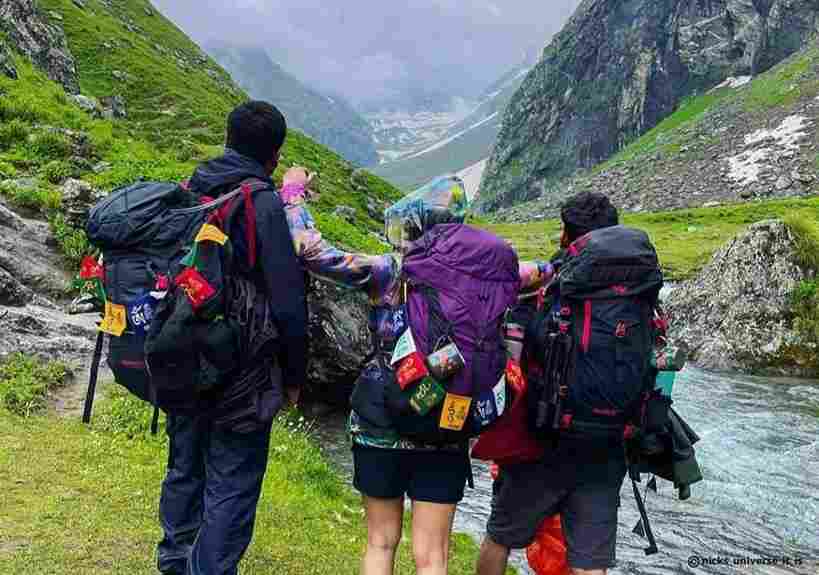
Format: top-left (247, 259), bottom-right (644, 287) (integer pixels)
top-left (92, 385), bottom-right (164, 440)
top-left (784, 213), bottom-right (819, 272)
top-left (790, 280), bottom-right (819, 351)
top-left (0, 354), bottom-right (70, 417)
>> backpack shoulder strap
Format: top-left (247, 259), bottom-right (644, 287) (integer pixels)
top-left (215, 178), bottom-right (272, 269)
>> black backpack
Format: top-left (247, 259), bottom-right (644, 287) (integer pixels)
top-left (525, 226), bottom-right (664, 442)
top-left (83, 178), bottom-right (273, 429)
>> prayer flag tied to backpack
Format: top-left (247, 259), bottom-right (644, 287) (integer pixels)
top-left (73, 255), bottom-right (106, 304)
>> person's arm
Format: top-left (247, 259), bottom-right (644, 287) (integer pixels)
top-left (519, 261), bottom-right (555, 293)
top-left (255, 192), bottom-right (309, 395)
top-left (281, 181), bottom-right (389, 295)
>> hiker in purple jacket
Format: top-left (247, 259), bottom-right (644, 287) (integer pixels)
top-left (277, 172), bottom-right (552, 575)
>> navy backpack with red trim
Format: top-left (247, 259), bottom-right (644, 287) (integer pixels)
top-left (525, 225), bottom-right (664, 442)
top-left (85, 178), bottom-right (272, 427)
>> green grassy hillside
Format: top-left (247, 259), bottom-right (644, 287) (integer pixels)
top-left (0, 0), bottom-right (401, 267)
top-left (486, 197), bottom-right (819, 280)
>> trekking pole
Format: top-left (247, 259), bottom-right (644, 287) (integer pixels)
top-left (150, 405), bottom-right (160, 436)
top-left (631, 476), bottom-right (659, 556)
top-left (82, 331), bottom-right (105, 425)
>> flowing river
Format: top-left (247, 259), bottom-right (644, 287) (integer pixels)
top-left (314, 367), bottom-right (819, 574)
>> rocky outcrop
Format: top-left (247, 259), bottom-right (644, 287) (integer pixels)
top-left (666, 220), bottom-right (816, 376)
top-left (478, 0), bottom-right (819, 212)
top-left (305, 280), bottom-right (371, 406)
top-left (0, 196), bottom-right (97, 364)
top-left (492, 76), bottom-right (819, 223)
top-left (0, 0), bottom-right (79, 94)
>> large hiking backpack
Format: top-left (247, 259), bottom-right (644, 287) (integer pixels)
top-left (525, 225), bottom-right (664, 442)
top-left (382, 224), bottom-right (520, 444)
top-left (85, 178), bottom-right (272, 422)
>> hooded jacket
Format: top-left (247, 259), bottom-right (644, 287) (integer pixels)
top-left (188, 149), bottom-right (308, 392)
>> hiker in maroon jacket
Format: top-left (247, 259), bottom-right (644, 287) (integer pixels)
top-left (277, 172), bottom-right (553, 575)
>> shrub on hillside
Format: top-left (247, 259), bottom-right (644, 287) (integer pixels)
top-left (0, 353), bottom-right (70, 417)
top-left (42, 159), bottom-right (74, 184)
top-left (784, 215), bottom-right (819, 351)
top-left (0, 118), bottom-right (28, 150)
top-left (29, 130), bottom-right (72, 162)
top-left (50, 213), bottom-right (93, 266)
top-left (0, 159), bottom-right (16, 178)
top-left (0, 179), bottom-right (61, 213)
top-left (0, 93), bottom-right (38, 124)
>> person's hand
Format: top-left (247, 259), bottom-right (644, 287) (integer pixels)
top-left (283, 166), bottom-right (314, 188)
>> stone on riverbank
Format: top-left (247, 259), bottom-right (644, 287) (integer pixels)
top-left (667, 219), bottom-right (817, 377)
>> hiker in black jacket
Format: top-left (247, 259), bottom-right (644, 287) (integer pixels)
top-left (477, 193), bottom-right (624, 575)
top-left (157, 101), bottom-right (308, 575)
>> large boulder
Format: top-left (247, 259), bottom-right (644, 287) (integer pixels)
top-left (667, 220), bottom-right (816, 376)
top-left (478, 0), bottom-right (819, 212)
top-left (0, 0), bottom-right (79, 94)
top-left (305, 279), bottom-right (371, 407)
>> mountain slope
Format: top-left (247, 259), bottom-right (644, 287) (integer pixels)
top-left (0, 0), bottom-right (402, 406)
top-left (207, 43), bottom-right (378, 168)
top-left (1, 0), bottom-right (400, 255)
top-left (372, 65), bottom-right (529, 191)
top-left (493, 44), bottom-right (819, 223)
top-left (478, 0), bottom-right (819, 212)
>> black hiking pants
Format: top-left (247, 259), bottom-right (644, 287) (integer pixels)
top-left (157, 414), bottom-right (272, 575)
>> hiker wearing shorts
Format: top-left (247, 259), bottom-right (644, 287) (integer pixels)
top-left (277, 171), bottom-right (552, 575)
top-left (157, 102), bottom-right (309, 575)
top-left (476, 193), bottom-right (624, 575)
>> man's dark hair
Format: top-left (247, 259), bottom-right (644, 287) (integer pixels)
top-left (226, 101), bottom-right (287, 165)
top-left (560, 192), bottom-right (619, 242)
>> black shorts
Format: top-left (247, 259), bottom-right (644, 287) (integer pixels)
top-left (487, 459), bottom-right (626, 571)
top-left (352, 445), bottom-right (470, 504)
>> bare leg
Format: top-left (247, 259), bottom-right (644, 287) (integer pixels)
top-left (361, 496), bottom-right (404, 575)
top-left (475, 536), bottom-right (510, 575)
top-left (571, 569), bottom-right (606, 575)
top-left (411, 501), bottom-right (457, 575)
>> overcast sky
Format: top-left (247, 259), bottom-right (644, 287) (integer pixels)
top-left (151, 0), bottom-right (582, 107)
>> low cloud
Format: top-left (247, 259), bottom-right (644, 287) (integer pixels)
top-left (152, 0), bottom-right (581, 106)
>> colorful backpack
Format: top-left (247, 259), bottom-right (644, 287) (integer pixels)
top-left (383, 224), bottom-right (521, 444)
